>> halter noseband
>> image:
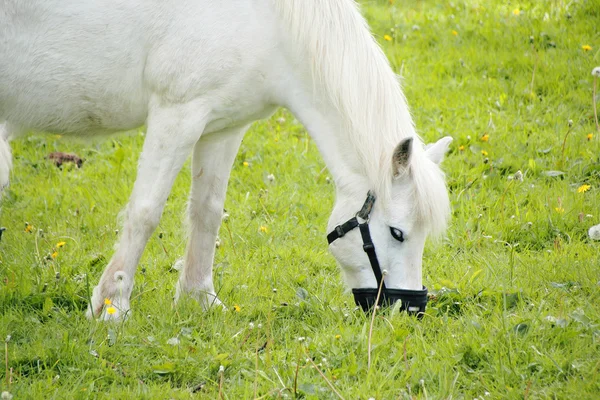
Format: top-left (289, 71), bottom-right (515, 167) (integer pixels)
top-left (327, 191), bottom-right (428, 316)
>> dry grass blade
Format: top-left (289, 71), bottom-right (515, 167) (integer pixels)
top-left (367, 271), bottom-right (387, 371)
top-left (593, 74), bottom-right (599, 133)
top-left (304, 348), bottom-right (345, 400)
top-left (218, 365), bottom-right (225, 400)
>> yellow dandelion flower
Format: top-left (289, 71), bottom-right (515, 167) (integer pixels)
top-left (481, 150), bottom-right (488, 156)
top-left (104, 298), bottom-right (112, 305)
top-left (512, 8), bottom-right (520, 16)
top-left (259, 225), bottom-right (268, 233)
top-left (335, 334), bottom-right (341, 339)
top-left (554, 207), bottom-right (564, 213)
top-left (383, 34), bottom-right (392, 42)
top-left (243, 161), bottom-right (249, 167)
top-left (587, 133), bottom-right (593, 141)
top-left (24, 223), bottom-right (33, 233)
top-left (451, 30), bottom-right (458, 36)
top-left (106, 306), bottom-right (117, 315)
top-left (56, 241), bottom-right (66, 248)
top-left (233, 304), bottom-right (241, 312)
top-left (51, 251), bottom-right (58, 259)
top-left (577, 184), bottom-right (591, 193)
top-left (582, 45), bottom-right (592, 52)
top-left (480, 134), bottom-right (489, 142)
top-left (459, 145), bottom-right (465, 151)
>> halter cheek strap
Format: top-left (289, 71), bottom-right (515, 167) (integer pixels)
top-left (358, 223), bottom-right (385, 289)
top-left (327, 191), bottom-right (428, 316)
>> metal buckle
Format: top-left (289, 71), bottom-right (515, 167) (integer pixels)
top-left (334, 225), bottom-right (345, 238)
top-left (355, 211), bottom-right (369, 224)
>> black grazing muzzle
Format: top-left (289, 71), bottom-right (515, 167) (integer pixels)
top-left (327, 191), bottom-right (428, 317)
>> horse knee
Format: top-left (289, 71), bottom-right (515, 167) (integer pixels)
top-left (188, 194), bottom-right (224, 228)
top-left (128, 202), bottom-right (162, 231)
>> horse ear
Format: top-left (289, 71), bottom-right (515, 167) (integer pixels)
top-left (425, 136), bottom-right (453, 165)
top-left (392, 137), bottom-right (413, 178)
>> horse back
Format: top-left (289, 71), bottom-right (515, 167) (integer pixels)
top-left (0, 0), bottom-right (284, 136)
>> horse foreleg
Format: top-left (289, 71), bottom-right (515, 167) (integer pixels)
top-left (88, 99), bottom-right (209, 320)
top-left (175, 126), bottom-right (247, 309)
top-left (0, 123), bottom-right (13, 194)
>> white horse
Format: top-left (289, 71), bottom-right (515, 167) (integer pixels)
top-left (0, 0), bottom-right (452, 319)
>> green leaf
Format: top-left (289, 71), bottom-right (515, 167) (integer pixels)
top-left (107, 328), bottom-right (117, 346)
top-left (570, 310), bottom-right (591, 327)
top-left (214, 353), bottom-right (230, 362)
top-left (42, 296), bottom-right (54, 315)
top-left (469, 269), bottom-right (484, 284)
top-left (439, 279), bottom-right (456, 289)
top-left (542, 170), bottom-right (565, 177)
top-left (296, 287), bottom-right (309, 300)
top-left (512, 322), bottom-right (529, 335)
top-left (152, 361), bottom-right (176, 375)
top-left (112, 146), bottom-right (125, 167)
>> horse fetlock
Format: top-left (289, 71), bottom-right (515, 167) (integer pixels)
top-left (175, 279), bottom-right (224, 311)
top-left (87, 273), bottom-right (133, 320)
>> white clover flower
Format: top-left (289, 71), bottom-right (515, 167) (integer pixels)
top-left (513, 170), bottom-right (523, 181)
top-left (1, 392), bottom-right (13, 400)
top-left (166, 337), bottom-right (180, 346)
top-left (267, 173), bottom-right (275, 182)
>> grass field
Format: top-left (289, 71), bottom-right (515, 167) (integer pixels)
top-left (1, 0), bottom-right (600, 398)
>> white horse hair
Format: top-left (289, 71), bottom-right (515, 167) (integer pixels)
top-left (0, 0), bottom-right (452, 319)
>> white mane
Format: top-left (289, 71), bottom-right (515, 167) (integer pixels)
top-left (274, 0), bottom-right (450, 237)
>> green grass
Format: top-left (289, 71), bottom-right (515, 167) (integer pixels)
top-left (1, 0), bottom-right (600, 398)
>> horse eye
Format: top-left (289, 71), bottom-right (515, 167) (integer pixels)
top-left (390, 227), bottom-right (404, 242)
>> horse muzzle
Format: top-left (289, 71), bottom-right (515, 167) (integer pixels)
top-left (352, 286), bottom-right (428, 316)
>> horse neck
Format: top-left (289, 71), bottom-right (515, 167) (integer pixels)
top-left (281, 85), bottom-right (368, 202)
top-left (271, 0), bottom-right (418, 203)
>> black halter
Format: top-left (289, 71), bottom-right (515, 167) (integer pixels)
top-left (327, 191), bottom-right (428, 316)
